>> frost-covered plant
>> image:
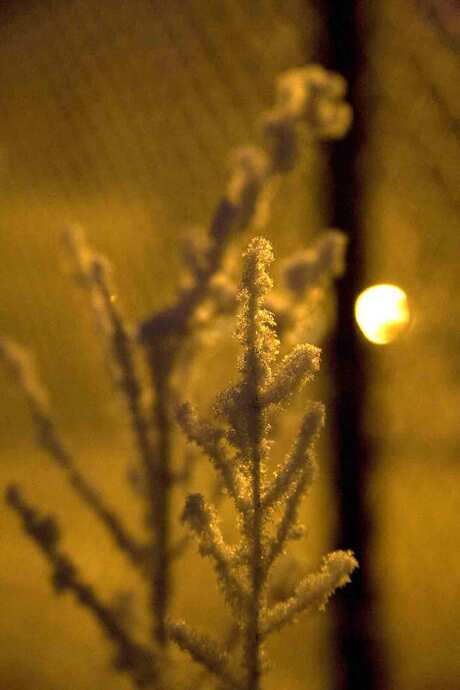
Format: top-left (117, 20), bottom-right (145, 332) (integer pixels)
top-left (1, 65), bottom-right (354, 690)
top-left (171, 237), bottom-right (357, 690)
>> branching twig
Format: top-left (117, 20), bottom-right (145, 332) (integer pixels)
top-left (177, 232), bottom-right (358, 690)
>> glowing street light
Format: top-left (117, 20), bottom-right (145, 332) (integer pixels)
top-left (354, 284), bottom-right (410, 345)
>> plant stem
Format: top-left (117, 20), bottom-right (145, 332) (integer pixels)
top-left (247, 433), bottom-right (263, 690)
top-left (245, 292), bottom-right (264, 690)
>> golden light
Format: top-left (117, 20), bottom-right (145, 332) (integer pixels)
top-left (354, 284), bottom-right (410, 345)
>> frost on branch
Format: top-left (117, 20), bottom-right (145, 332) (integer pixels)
top-left (282, 230), bottom-right (347, 297)
top-left (139, 65), bottom-right (352, 345)
top-left (167, 620), bottom-right (241, 689)
top-left (181, 493), bottom-right (249, 615)
top-left (63, 227), bottom-right (154, 472)
top-left (263, 402), bottom-right (324, 511)
top-left (263, 550), bottom-right (358, 636)
top-left (174, 237), bottom-right (357, 690)
top-left (261, 344), bottom-right (321, 406)
top-left (263, 64), bottom-right (352, 173)
top-left (176, 401), bottom-right (247, 512)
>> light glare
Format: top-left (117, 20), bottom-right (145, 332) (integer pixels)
top-left (354, 284), bottom-right (410, 345)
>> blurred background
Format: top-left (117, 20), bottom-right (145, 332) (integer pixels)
top-left (0, 1), bottom-right (459, 689)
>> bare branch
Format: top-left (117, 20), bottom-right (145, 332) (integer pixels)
top-left (0, 337), bottom-right (145, 570)
top-left (6, 485), bottom-right (157, 689)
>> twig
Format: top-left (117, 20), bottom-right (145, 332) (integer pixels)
top-left (6, 485), bottom-right (157, 689)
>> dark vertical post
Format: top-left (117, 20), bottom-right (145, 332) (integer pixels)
top-left (314, 3), bottom-right (387, 690)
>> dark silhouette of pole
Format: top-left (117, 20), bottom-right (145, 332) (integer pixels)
top-left (313, 2), bottom-right (387, 689)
